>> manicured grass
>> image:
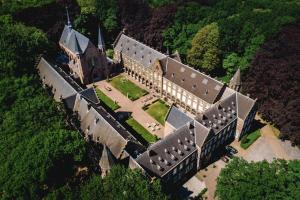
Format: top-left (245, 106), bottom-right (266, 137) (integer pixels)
top-left (144, 100), bottom-right (170, 125)
top-left (109, 75), bottom-right (148, 101)
top-left (240, 129), bottom-right (261, 149)
top-left (95, 89), bottom-right (120, 111)
top-left (125, 118), bottom-right (157, 144)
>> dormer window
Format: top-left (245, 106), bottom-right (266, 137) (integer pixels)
top-left (205, 89), bottom-right (208, 95)
top-left (192, 84), bottom-right (196, 89)
top-left (181, 78), bottom-right (185, 82)
top-left (172, 73), bottom-right (175, 78)
top-left (127, 47), bottom-right (129, 51)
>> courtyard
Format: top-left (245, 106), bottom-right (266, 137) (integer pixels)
top-left (108, 75), bottom-right (148, 101)
top-left (90, 74), bottom-right (169, 139)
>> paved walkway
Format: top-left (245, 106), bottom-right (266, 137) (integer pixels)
top-left (179, 176), bottom-right (206, 199)
top-left (196, 160), bottom-right (226, 200)
top-left (91, 77), bottom-right (165, 138)
top-left (231, 116), bottom-right (300, 162)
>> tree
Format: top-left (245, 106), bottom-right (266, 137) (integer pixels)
top-left (223, 53), bottom-right (240, 76)
top-left (187, 22), bottom-right (220, 72)
top-left (103, 165), bottom-right (168, 200)
top-left (216, 158), bottom-right (300, 200)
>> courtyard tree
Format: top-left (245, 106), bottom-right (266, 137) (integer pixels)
top-left (187, 22), bottom-right (220, 72)
top-left (216, 158), bottom-right (300, 200)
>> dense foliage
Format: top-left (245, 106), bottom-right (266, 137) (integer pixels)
top-left (46, 166), bottom-right (168, 200)
top-left (243, 21), bottom-right (300, 145)
top-left (0, 16), bottom-right (87, 199)
top-left (187, 22), bottom-right (220, 72)
top-left (163, 0), bottom-right (300, 76)
top-left (216, 158), bottom-right (300, 200)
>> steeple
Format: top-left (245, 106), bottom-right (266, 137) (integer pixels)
top-left (229, 68), bottom-right (241, 92)
top-left (65, 6), bottom-right (72, 31)
top-left (166, 47), bottom-right (170, 56)
top-left (98, 25), bottom-right (105, 52)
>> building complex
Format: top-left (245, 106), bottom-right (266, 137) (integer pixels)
top-left (36, 16), bottom-right (257, 187)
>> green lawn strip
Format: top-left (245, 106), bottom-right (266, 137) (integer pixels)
top-left (125, 118), bottom-right (157, 144)
top-left (109, 75), bottom-right (148, 101)
top-left (95, 89), bottom-right (120, 111)
top-left (240, 129), bottom-right (261, 149)
top-left (144, 100), bottom-right (170, 125)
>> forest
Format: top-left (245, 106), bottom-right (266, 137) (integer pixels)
top-left (0, 0), bottom-right (300, 199)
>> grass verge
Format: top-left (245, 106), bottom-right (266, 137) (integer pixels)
top-left (96, 89), bottom-right (120, 111)
top-left (125, 118), bottom-right (158, 145)
top-left (240, 129), bottom-right (261, 149)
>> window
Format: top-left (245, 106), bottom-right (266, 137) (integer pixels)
top-left (173, 167), bottom-right (177, 175)
top-left (180, 163), bottom-right (183, 170)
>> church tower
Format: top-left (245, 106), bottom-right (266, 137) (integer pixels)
top-left (229, 68), bottom-right (241, 92)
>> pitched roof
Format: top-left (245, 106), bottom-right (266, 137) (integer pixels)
top-left (194, 120), bottom-right (211, 148)
top-left (79, 88), bottom-right (100, 105)
top-left (237, 93), bottom-right (256, 120)
top-left (114, 34), bottom-right (166, 68)
top-left (196, 92), bottom-right (237, 134)
top-left (166, 105), bottom-right (193, 129)
top-left (59, 25), bottom-right (89, 54)
top-left (160, 57), bottom-right (225, 104)
top-left (37, 58), bottom-right (79, 101)
top-left (136, 124), bottom-right (197, 177)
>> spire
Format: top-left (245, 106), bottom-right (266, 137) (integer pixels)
top-left (229, 68), bottom-right (241, 91)
top-left (74, 34), bottom-right (82, 56)
top-left (166, 47), bottom-right (170, 55)
top-left (98, 25), bottom-right (105, 52)
top-left (65, 6), bottom-right (72, 31)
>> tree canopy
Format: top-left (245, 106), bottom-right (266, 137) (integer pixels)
top-left (187, 22), bottom-right (220, 72)
top-left (216, 158), bottom-right (300, 200)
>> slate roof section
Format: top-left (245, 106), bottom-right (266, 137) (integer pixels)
top-left (37, 58), bottom-right (78, 101)
top-left (194, 120), bottom-right (211, 148)
top-left (237, 93), bottom-right (256, 120)
top-left (136, 124), bottom-right (197, 177)
top-left (114, 34), bottom-right (166, 68)
top-left (79, 87), bottom-right (100, 105)
top-left (160, 57), bottom-right (225, 104)
top-left (59, 25), bottom-right (89, 54)
top-left (196, 92), bottom-right (237, 134)
top-left (166, 105), bottom-right (193, 129)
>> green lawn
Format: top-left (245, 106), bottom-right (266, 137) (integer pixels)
top-left (125, 118), bottom-right (157, 145)
top-left (109, 75), bottom-right (148, 101)
top-left (144, 100), bottom-right (170, 125)
top-left (240, 129), bottom-right (261, 149)
top-left (95, 89), bottom-right (120, 111)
